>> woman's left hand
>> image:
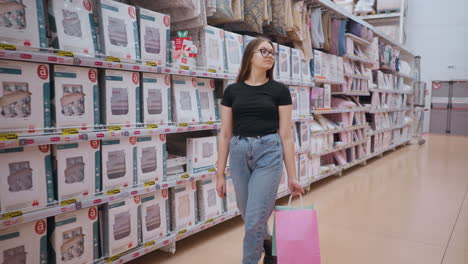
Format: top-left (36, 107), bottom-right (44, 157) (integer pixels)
top-left (288, 180), bottom-right (305, 196)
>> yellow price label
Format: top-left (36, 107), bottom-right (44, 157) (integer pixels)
top-left (207, 69), bottom-right (216, 73)
top-left (1, 210), bottom-right (22, 220)
top-left (60, 199), bottom-right (77, 206)
top-left (147, 124), bottom-right (158, 129)
top-left (178, 123), bottom-right (188, 127)
top-left (144, 181), bottom-right (156, 187)
top-left (180, 174), bottom-right (190, 179)
top-left (0, 133), bottom-right (18, 141)
top-left (144, 240), bottom-right (156, 247)
top-left (0, 44), bottom-right (16, 50)
top-left (108, 126), bottom-right (122, 131)
top-left (146, 61), bottom-right (158, 66)
top-left (208, 168), bottom-right (216, 173)
top-left (106, 56), bottom-right (121, 62)
top-left (106, 254), bottom-right (121, 263)
top-left (205, 121), bottom-right (214, 125)
top-left (106, 189), bottom-right (121, 195)
top-left (62, 128), bottom-right (79, 135)
top-left (180, 65), bottom-right (189, 70)
top-left (205, 218), bottom-right (214, 224)
top-left (57, 50), bottom-right (74, 57)
top-left (177, 229), bottom-right (187, 236)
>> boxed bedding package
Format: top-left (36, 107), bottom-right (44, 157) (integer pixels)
top-left (48, 0), bottom-right (99, 56)
top-left (140, 190), bottom-right (170, 242)
top-left (170, 182), bottom-right (197, 232)
top-left (52, 140), bottom-right (101, 202)
top-left (137, 7), bottom-right (170, 66)
top-left (197, 179), bottom-right (223, 221)
top-left (0, 145), bottom-right (54, 214)
top-left (224, 31), bottom-right (243, 74)
top-left (136, 135), bottom-right (166, 185)
top-left (187, 136), bottom-right (217, 175)
top-left (141, 73), bottom-right (171, 125)
top-left (172, 76), bottom-right (200, 124)
top-left (196, 78), bottom-right (217, 123)
top-left (101, 137), bottom-right (137, 192)
top-left (0, 60), bottom-right (51, 133)
top-left (53, 66), bottom-right (99, 130)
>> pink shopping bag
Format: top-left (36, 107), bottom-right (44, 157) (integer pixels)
top-left (274, 194), bottom-right (321, 264)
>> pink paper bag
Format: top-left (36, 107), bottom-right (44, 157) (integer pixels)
top-left (275, 206), bottom-right (321, 263)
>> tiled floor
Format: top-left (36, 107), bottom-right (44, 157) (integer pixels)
top-left (132, 134), bottom-right (468, 264)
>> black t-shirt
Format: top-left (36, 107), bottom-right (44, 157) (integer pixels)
top-left (221, 79), bottom-right (292, 137)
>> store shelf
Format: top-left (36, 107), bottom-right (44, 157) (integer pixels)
top-left (341, 156), bottom-right (368, 170)
top-left (311, 124), bottom-right (368, 136)
top-left (368, 123), bottom-right (410, 136)
top-left (369, 87), bottom-right (413, 94)
top-left (344, 53), bottom-right (375, 65)
top-left (310, 167), bottom-right (343, 183)
top-left (366, 139), bottom-right (411, 160)
top-left (314, 77), bottom-right (346, 85)
top-left (0, 171), bottom-right (217, 229)
top-left (314, 0), bottom-right (417, 57)
top-left (100, 209), bottom-right (241, 264)
top-left (312, 106), bottom-right (370, 114)
top-left (280, 78), bottom-right (315, 86)
top-left (292, 116), bottom-right (314, 123)
top-left (361, 13), bottom-right (401, 20)
top-left (0, 123), bottom-right (221, 150)
top-left (315, 138), bottom-right (368, 156)
top-left (345, 33), bottom-right (371, 46)
top-left (345, 73), bottom-right (372, 80)
top-left (0, 49), bottom-right (238, 80)
top-left (331, 91), bottom-right (370, 96)
top-left (367, 107), bottom-right (412, 113)
top-left (380, 67), bottom-right (417, 81)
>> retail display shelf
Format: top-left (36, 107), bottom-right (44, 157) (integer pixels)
top-left (345, 33), bottom-right (371, 46)
top-left (369, 87), bottom-right (413, 94)
top-left (312, 107), bottom-right (370, 114)
top-left (0, 123), bottom-right (221, 150)
top-left (366, 139), bottom-right (411, 160)
top-left (367, 107), bottom-right (412, 113)
top-left (315, 138), bottom-right (368, 156)
top-left (0, 171), bottom-right (216, 229)
top-left (292, 116), bottom-right (315, 123)
top-left (310, 167), bottom-right (343, 183)
top-left (340, 156), bottom-right (368, 170)
top-left (280, 78), bottom-right (315, 86)
top-left (314, 0), bottom-right (417, 57)
top-left (311, 124), bottom-right (368, 136)
top-left (314, 77), bottom-right (346, 85)
top-left (100, 209), bottom-right (241, 264)
top-left (331, 91), bottom-right (370, 96)
top-left (380, 67), bottom-right (417, 81)
top-left (368, 123), bottom-right (410, 136)
top-left (361, 12), bottom-right (401, 20)
top-left (344, 53), bottom-right (375, 65)
top-left (0, 49), bottom-right (238, 80)
top-left (344, 73), bottom-right (372, 80)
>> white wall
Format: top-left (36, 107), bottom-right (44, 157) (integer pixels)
top-left (405, 0), bottom-right (468, 131)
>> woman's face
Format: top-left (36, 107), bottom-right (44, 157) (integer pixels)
top-left (250, 41), bottom-right (275, 71)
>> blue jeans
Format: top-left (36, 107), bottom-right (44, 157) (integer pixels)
top-left (229, 133), bottom-right (284, 264)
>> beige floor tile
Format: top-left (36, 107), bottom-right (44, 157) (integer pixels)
top-left (130, 135), bottom-right (468, 264)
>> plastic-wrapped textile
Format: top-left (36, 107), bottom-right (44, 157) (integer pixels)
top-left (232, 0), bottom-right (244, 20)
top-left (208, 0), bottom-right (235, 24)
top-left (329, 18), bottom-right (341, 55)
top-left (347, 19), bottom-right (362, 38)
top-left (172, 0), bottom-right (207, 31)
top-left (321, 11), bottom-right (332, 51)
top-left (333, 0), bottom-right (354, 13)
top-left (264, 0), bottom-right (293, 37)
top-left (376, 0), bottom-right (401, 12)
top-left (287, 0), bottom-right (305, 41)
top-left (354, 0), bottom-right (375, 14)
top-left (130, 0), bottom-right (197, 10)
top-left (223, 0), bottom-right (264, 33)
top-left (206, 0), bottom-right (217, 16)
top-left (310, 8), bottom-right (324, 49)
top-left (294, 6), bottom-right (313, 60)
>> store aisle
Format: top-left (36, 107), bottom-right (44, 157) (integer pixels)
top-left (132, 134), bottom-right (468, 264)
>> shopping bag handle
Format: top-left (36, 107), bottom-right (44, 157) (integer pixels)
top-left (288, 193), bottom-right (304, 208)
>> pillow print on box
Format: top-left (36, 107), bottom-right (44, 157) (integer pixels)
top-left (136, 135), bottom-right (167, 185)
top-left (101, 137), bottom-right (137, 193)
top-left (0, 0), bottom-right (47, 49)
top-left (171, 76), bottom-right (200, 124)
top-left (140, 190), bottom-right (170, 243)
top-left (48, 0), bottom-right (99, 56)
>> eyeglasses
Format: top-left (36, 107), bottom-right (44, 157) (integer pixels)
top-left (255, 48), bottom-right (277, 57)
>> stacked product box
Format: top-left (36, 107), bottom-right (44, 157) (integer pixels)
top-left (53, 66), bottom-right (100, 130)
top-left (141, 73), bottom-right (172, 125)
top-left (136, 135), bottom-right (166, 185)
top-left (48, 0), bottom-right (99, 56)
top-left (0, 60), bottom-right (51, 133)
top-left (172, 76), bottom-right (200, 124)
top-left (196, 78), bottom-right (217, 123)
top-left (224, 176), bottom-right (238, 212)
top-left (170, 182), bottom-right (198, 232)
top-left (291, 48), bottom-right (302, 80)
top-left (48, 206), bottom-right (99, 263)
top-left (188, 25), bottom-right (225, 73)
top-left (224, 31), bottom-right (244, 74)
top-left (278, 45), bottom-right (291, 80)
top-left (136, 7), bottom-right (170, 66)
top-left (101, 137), bottom-right (137, 193)
top-left (140, 189), bottom-right (170, 243)
top-left (197, 179), bottom-right (223, 222)
top-left (187, 136), bottom-right (217, 176)
top-left (52, 140), bottom-right (101, 203)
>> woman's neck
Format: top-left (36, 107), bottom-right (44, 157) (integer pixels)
top-left (245, 67), bottom-right (268, 86)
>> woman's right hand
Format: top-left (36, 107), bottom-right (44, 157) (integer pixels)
top-left (216, 174), bottom-right (226, 199)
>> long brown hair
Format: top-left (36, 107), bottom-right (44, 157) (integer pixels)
top-left (236, 38), bottom-right (276, 83)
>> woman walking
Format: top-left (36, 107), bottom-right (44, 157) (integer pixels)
top-left (216, 38), bottom-right (305, 264)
